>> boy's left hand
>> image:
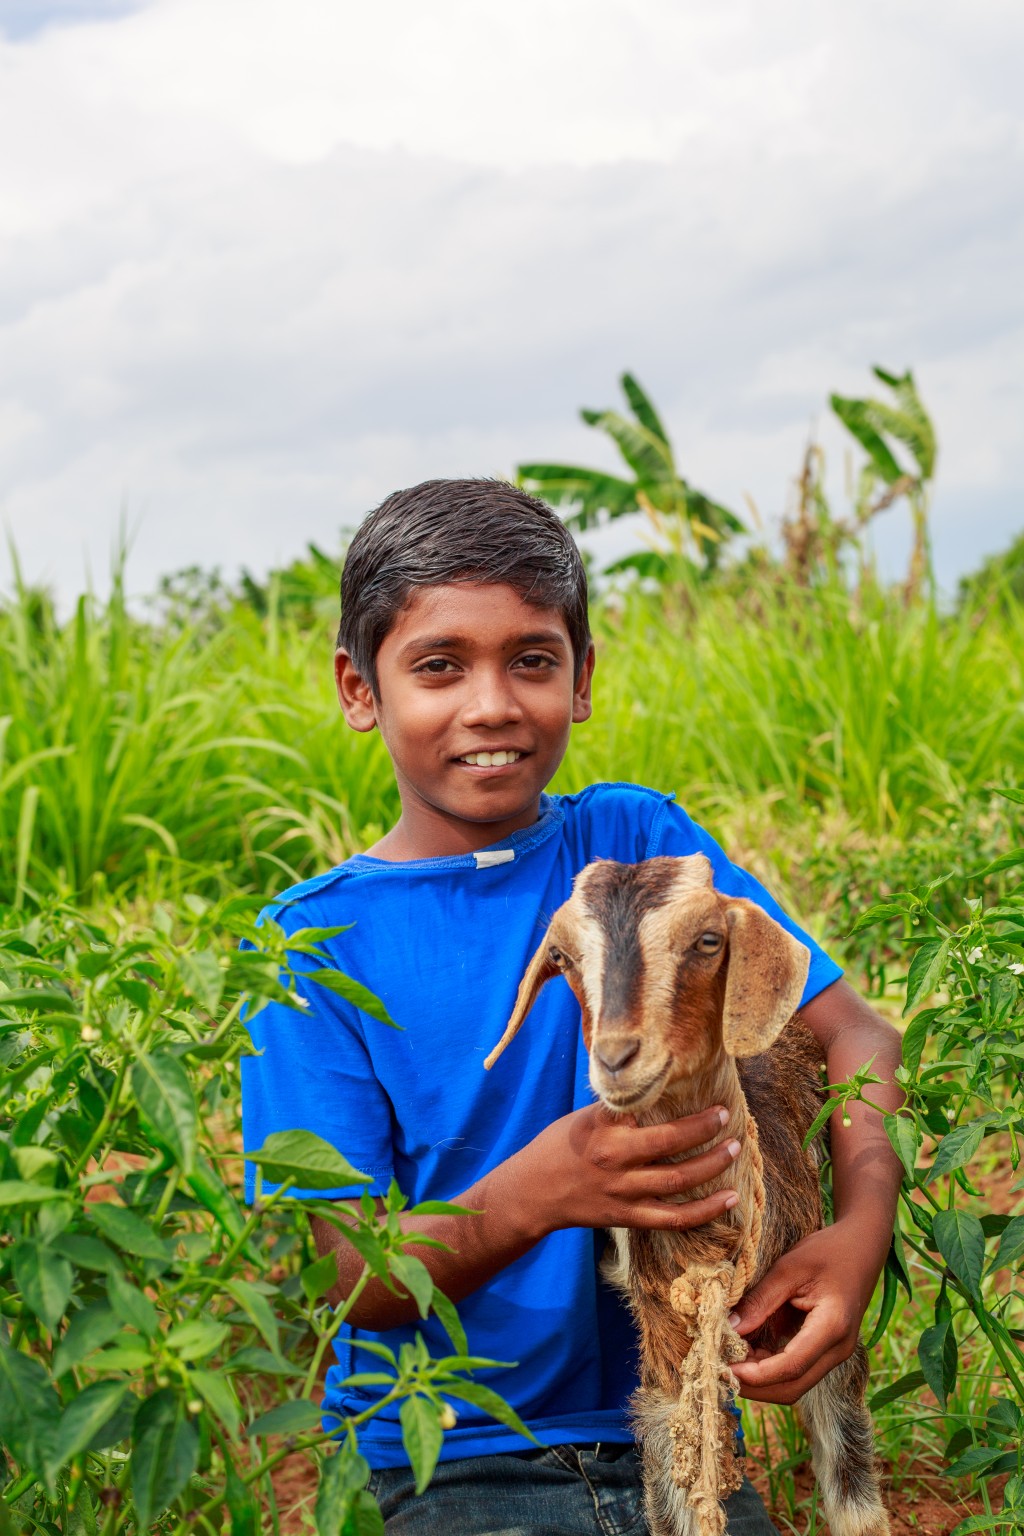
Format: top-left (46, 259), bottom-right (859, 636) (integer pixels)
top-left (728, 1221), bottom-right (881, 1404)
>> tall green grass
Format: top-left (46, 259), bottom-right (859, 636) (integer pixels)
top-left (2, 559), bottom-right (1022, 910)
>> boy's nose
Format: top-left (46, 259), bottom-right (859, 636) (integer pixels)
top-left (462, 674), bottom-right (524, 727)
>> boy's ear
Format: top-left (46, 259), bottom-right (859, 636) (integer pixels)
top-left (335, 650), bottom-right (377, 733)
top-left (572, 642), bottom-right (596, 724)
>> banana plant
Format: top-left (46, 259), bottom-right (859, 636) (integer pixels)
top-left (830, 367), bottom-right (937, 600)
top-left (517, 374), bottom-right (743, 577)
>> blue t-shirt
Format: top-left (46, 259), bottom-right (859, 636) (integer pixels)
top-left (241, 782), bottom-right (841, 1467)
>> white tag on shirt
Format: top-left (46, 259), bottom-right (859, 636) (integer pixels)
top-left (473, 849), bottom-right (515, 869)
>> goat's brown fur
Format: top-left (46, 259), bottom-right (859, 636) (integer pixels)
top-left (486, 854), bottom-right (890, 1536)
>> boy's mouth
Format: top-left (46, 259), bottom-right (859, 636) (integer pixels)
top-left (455, 750), bottom-right (526, 767)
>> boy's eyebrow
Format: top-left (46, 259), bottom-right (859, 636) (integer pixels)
top-left (397, 629), bottom-right (569, 658)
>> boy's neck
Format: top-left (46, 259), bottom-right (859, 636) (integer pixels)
top-left (364, 794), bottom-right (546, 862)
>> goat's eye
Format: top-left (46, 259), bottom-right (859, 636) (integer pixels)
top-left (549, 946), bottom-right (569, 968)
top-left (697, 932), bottom-right (723, 953)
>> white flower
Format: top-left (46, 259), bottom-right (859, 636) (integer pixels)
top-left (1009, 961), bottom-right (1024, 976)
top-left (967, 947), bottom-right (984, 964)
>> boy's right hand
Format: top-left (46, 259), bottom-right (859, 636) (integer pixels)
top-left (508, 1102), bottom-right (741, 1240)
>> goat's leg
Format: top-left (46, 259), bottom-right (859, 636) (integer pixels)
top-left (634, 1386), bottom-right (701, 1536)
top-left (798, 1345), bottom-right (890, 1536)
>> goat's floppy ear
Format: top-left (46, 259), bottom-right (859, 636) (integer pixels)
top-left (721, 898), bottom-right (810, 1057)
top-left (484, 934), bottom-right (560, 1070)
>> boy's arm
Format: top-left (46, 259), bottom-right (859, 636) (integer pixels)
top-left (311, 1101), bottom-right (743, 1329)
top-left (730, 978), bottom-right (904, 1404)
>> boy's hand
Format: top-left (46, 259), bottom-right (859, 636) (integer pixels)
top-left (728, 1221), bottom-right (882, 1404)
top-left (510, 1101), bottom-right (742, 1239)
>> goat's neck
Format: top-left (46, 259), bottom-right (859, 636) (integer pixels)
top-left (636, 1053), bottom-right (746, 1137)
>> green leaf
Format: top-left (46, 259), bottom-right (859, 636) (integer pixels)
top-left (869, 1368), bottom-right (926, 1410)
top-left (185, 1157), bottom-right (255, 1258)
top-left (132, 1048), bottom-right (198, 1173)
top-left (933, 1209), bottom-right (986, 1297)
top-left (87, 1202), bottom-right (173, 1263)
top-left (949, 1514), bottom-right (1024, 1536)
top-left (847, 901), bottom-right (911, 934)
top-left (968, 846), bottom-right (1024, 878)
top-left (431, 1287), bottom-right (468, 1356)
top-left (188, 1368), bottom-right (240, 1438)
top-left (946, 1444), bottom-right (1017, 1479)
top-left (443, 1380), bottom-right (537, 1443)
top-left (53, 1381), bottom-right (128, 1467)
top-left (343, 1491), bottom-right (386, 1536)
top-left (130, 1389), bottom-right (199, 1529)
top-left (226, 1277), bottom-right (280, 1353)
top-left (578, 408), bottom-right (673, 484)
top-left (0, 1178), bottom-right (67, 1207)
top-left (52, 1233), bottom-right (122, 1275)
top-left (223, 1345), bottom-right (303, 1376)
top-left (927, 1122), bottom-right (985, 1184)
top-left (223, 1449), bottom-right (259, 1536)
top-left (918, 1321), bottom-right (957, 1411)
top-left (802, 1096), bottom-right (842, 1150)
top-left (301, 1251), bottom-right (339, 1305)
top-left (0, 1338), bottom-right (62, 1492)
top-left (388, 1252), bottom-right (434, 1317)
top-left (864, 1257), bottom-right (898, 1349)
top-left (516, 464), bottom-right (639, 528)
top-left (400, 1396), bottom-right (443, 1495)
top-left (52, 1304), bottom-right (121, 1376)
top-left (995, 1214), bottom-right (1024, 1270)
top-left (904, 938), bottom-right (950, 1015)
top-left (178, 949), bottom-right (225, 1011)
top-left (620, 373), bottom-right (670, 445)
top-left (12, 1239), bottom-right (73, 1332)
top-left (830, 394), bottom-right (905, 484)
top-left (316, 1443), bottom-right (372, 1536)
top-left (900, 1008), bottom-right (935, 1077)
top-left (246, 1129), bottom-right (372, 1190)
top-left (107, 1268), bottom-right (159, 1338)
top-left (407, 1200), bottom-right (477, 1217)
top-left (247, 1399), bottom-right (323, 1438)
top-left (883, 1114), bottom-right (921, 1182)
top-left (164, 1317), bottom-right (230, 1362)
top-left (307, 968), bottom-right (399, 1028)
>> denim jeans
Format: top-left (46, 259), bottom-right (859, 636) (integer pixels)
top-left (367, 1443), bottom-right (778, 1535)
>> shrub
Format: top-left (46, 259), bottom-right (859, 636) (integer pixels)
top-left (0, 897), bottom-right (523, 1533)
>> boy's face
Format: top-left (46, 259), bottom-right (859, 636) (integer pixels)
top-left (336, 583), bottom-right (594, 858)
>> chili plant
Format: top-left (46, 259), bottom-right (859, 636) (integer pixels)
top-left (821, 788), bottom-right (1024, 1534)
top-left (0, 895), bottom-right (527, 1534)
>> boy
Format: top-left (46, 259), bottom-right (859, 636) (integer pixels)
top-left (242, 479), bottom-right (903, 1536)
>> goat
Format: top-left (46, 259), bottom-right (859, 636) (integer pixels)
top-left (485, 854), bottom-right (890, 1536)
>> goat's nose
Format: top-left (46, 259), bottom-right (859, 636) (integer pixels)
top-left (595, 1036), bottom-right (641, 1074)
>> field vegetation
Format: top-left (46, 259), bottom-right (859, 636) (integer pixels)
top-left (1, 372), bottom-right (1022, 1534)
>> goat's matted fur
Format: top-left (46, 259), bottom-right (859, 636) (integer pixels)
top-left (485, 854), bottom-right (890, 1536)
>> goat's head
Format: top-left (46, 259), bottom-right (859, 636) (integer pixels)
top-left (484, 855), bottom-right (811, 1112)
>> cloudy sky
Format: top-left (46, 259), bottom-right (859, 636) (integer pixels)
top-left (0, 0), bottom-right (1022, 602)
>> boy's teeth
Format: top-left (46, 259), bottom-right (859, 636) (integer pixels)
top-left (462, 751), bottom-right (520, 766)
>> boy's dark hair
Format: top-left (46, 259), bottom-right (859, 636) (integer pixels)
top-left (338, 478), bottom-right (591, 693)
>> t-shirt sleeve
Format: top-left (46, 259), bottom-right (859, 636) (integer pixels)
top-left (240, 902), bottom-right (395, 1202)
top-left (647, 796), bottom-right (843, 1006)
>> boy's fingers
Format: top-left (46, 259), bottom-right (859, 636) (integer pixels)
top-left (631, 1139), bottom-right (741, 1197)
top-left (616, 1106), bottom-right (730, 1166)
top-left (731, 1254), bottom-right (800, 1336)
top-left (627, 1190), bottom-right (737, 1231)
top-left (731, 1304), bottom-right (848, 1396)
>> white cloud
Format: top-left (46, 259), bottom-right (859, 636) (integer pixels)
top-left (0, 0), bottom-right (1022, 602)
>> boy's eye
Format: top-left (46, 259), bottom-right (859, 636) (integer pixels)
top-left (515, 653), bottom-right (556, 670)
top-left (416, 658), bottom-right (458, 674)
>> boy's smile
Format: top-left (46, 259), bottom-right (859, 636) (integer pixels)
top-left (335, 583), bottom-right (594, 861)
